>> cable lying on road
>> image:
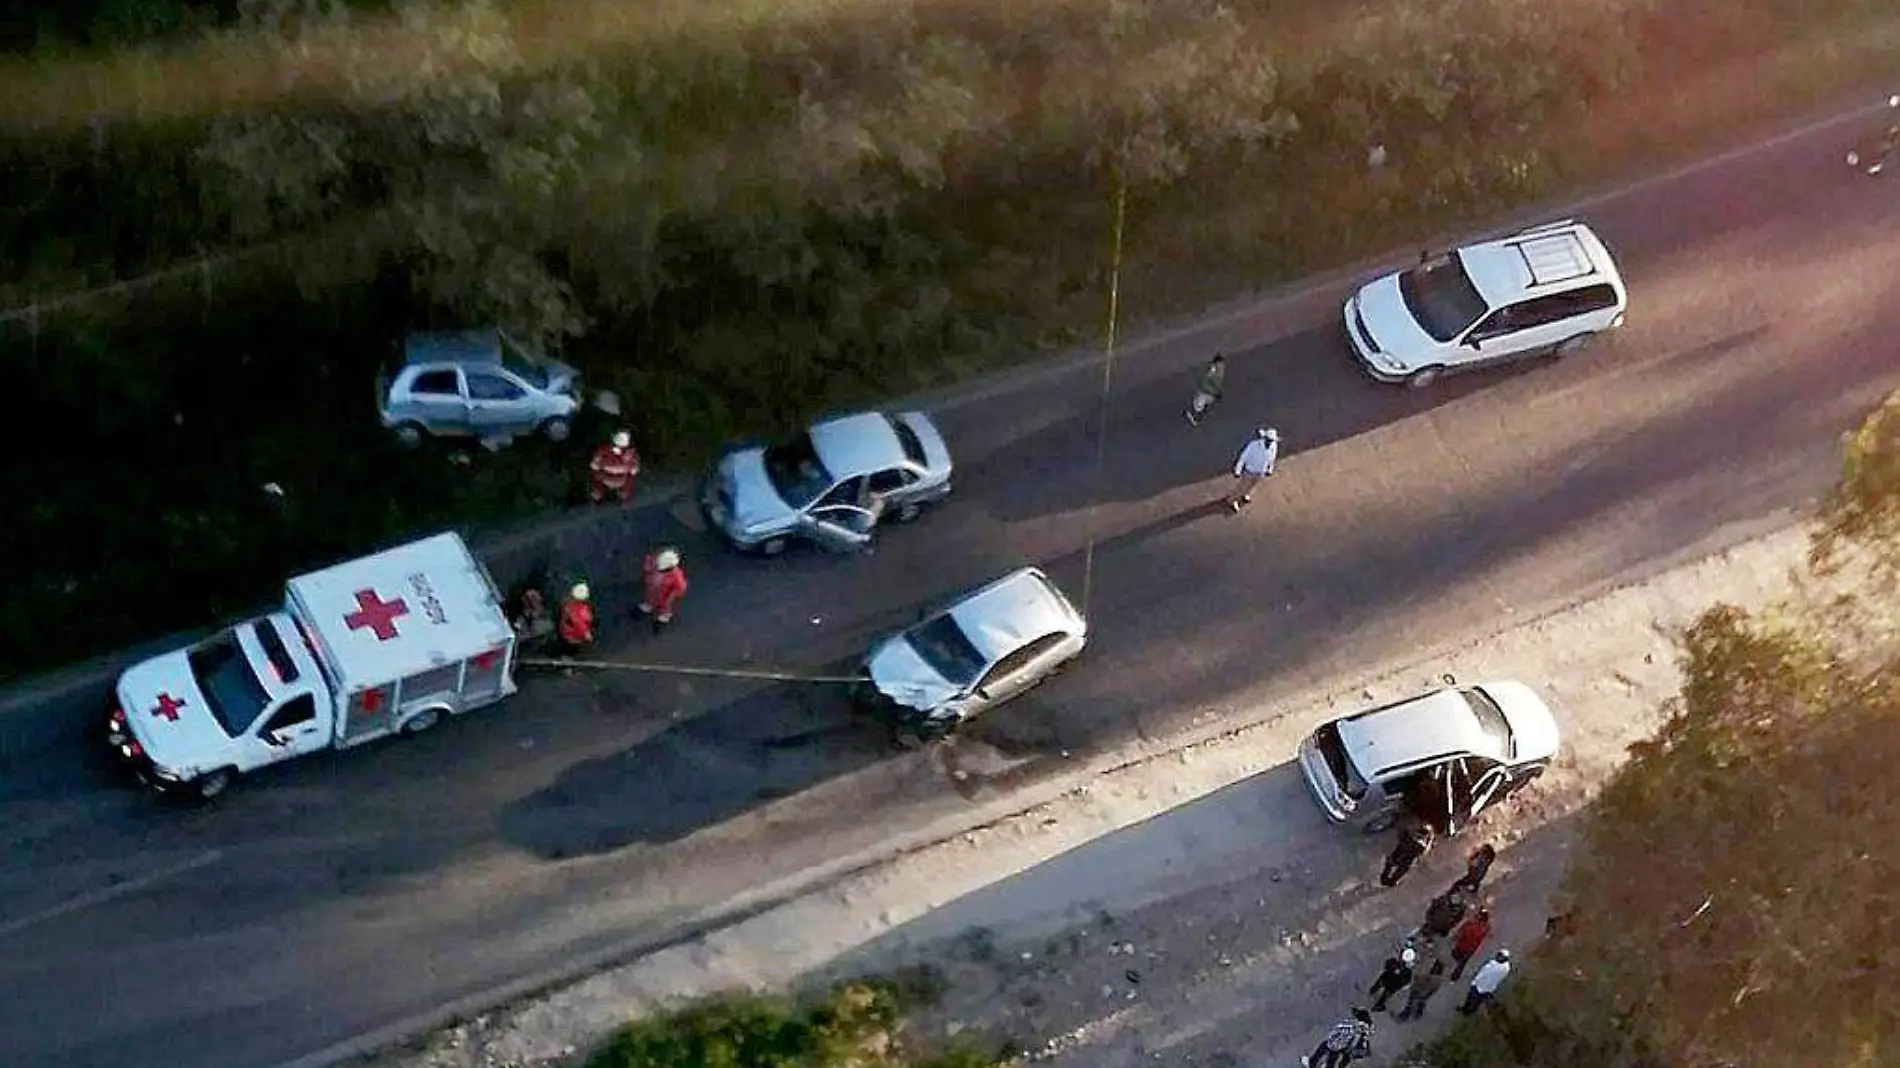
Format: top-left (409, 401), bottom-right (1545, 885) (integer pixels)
top-left (516, 656), bottom-right (868, 685)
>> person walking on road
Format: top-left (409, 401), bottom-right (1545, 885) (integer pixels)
top-left (638, 548), bottom-right (689, 633)
top-left (1301, 1007), bottom-right (1373, 1067)
top-left (1368, 946), bottom-right (1417, 1011)
top-left (1459, 950), bottom-right (1512, 1015)
top-left (1420, 885), bottom-right (1471, 940)
top-left (1453, 843), bottom-right (1497, 893)
top-left (1225, 426), bottom-right (1279, 512)
top-left (1449, 907), bottom-right (1494, 980)
top-left (556, 581), bottom-right (596, 655)
top-left (1396, 959), bottom-right (1448, 1021)
top-left (587, 429), bottom-right (642, 504)
top-left (1186, 353), bottom-right (1226, 425)
top-left (1380, 818), bottom-right (1435, 887)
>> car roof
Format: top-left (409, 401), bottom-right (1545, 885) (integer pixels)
top-left (808, 412), bottom-right (908, 479)
top-left (946, 567), bottom-right (1085, 663)
top-left (402, 328), bottom-right (522, 369)
top-left (1334, 688), bottom-right (1506, 781)
top-left (1460, 221), bottom-right (1623, 308)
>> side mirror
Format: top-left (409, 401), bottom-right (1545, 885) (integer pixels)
top-left (262, 731), bottom-right (287, 748)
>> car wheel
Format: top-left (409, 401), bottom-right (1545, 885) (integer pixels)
top-left (400, 707), bottom-right (444, 735)
top-left (1362, 809), bottom-right (1399, 835)
top-left (891, 501), bottom-right (923, 524)
top-left (542, 417), bottom-right (572, 443)
top-left (1406, 366), bottom-right (1442, 390)
top-left (393, 423), bottom-right (428, 448)
top-left (757, 536), bottom-right (789, 557)
top-left (1552, 333), bottom-right (1596, 360)
top-left (194, 768), bottom-right (235, 801)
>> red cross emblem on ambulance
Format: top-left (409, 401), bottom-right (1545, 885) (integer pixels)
top-left (343, 589), bottom-right (410, 642)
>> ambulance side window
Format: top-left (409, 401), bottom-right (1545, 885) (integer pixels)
top-left (262, 694), bottom-right (317, 735)
top-left (410, 369), bottom-right (461, 397)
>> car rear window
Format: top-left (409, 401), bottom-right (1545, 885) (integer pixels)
top-left (251, 621), bottom-right (301, 685)
top-left (904, 612), bottom-right (988, 689)
top-left (888, 415), bottom-right (927, 466)
top-left (1461, 688), bottom-right (1514, 759)
top-left (1398, 253), bottom-right (1489, 342)
top-left (1314, 722), bottom-right (1369, 800)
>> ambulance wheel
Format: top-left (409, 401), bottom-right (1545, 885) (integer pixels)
top-left (194, 768), bottom-right (234, 801)
top-left (393, 422), bottom-right (428, 448)
top-left (541, 417), bottom-right (572, 443)
top-left (891, 501), bottom-right (924, 523)
top-left (400, 707), bottom-right (445, 735)
top-left (757, 536), bottom-right (789, 557)
top-left (1406, 366), bottom-right (1442, 390)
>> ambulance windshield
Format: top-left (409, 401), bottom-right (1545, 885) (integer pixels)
top-left (188, 633), bottom-right (271, 736)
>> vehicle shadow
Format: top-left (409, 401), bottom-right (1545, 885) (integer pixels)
top-left (495, 668), bottom-right (900, 857)
top-left (819, 770), bottom-right (1590, 1066)
top-left (969, 325), bottom-right (1519, 523)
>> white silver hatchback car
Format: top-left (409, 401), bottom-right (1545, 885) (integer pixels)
top-left (858, 567), bottom-right (1087, 740)
top-left (1344, 219), bottom-right (1628, 389)
top-left (1298, 679), bottom-right (1560, 835)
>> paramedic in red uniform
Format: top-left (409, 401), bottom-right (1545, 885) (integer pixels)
top-left (557, 582), bottom-right (596, 654)
top-left (638, 548), bottom-right (689, 632)
top-left (587, 429), bottom-right (641, 503)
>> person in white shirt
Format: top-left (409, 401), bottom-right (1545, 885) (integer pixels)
top-left (1458, 949), bottom-right (1512, 1014)
top-left (1226, 426), bottom-right (1280, 512)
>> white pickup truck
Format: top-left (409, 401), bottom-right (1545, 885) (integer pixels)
top-left (105, 532), bottom-right (518, 800)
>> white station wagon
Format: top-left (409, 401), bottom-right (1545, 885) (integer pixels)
top-left (1344, 219), bottom-right (1628, 388)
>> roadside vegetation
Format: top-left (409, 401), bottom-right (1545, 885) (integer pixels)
top-left (1415, 390), bottom-right (1900, 1066)
top-left (4, 0), bottom-right (1898, 678)
top-left (581, 979), bottom-right (1000, 1068)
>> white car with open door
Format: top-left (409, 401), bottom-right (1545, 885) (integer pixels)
top-left (700, 411), bottom-right (954, 556)
top-left (1297, 678), bottom-right (1560, 835)
top-left (1343, 219), bottom-right (1628, 389)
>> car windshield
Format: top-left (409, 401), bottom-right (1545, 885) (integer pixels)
top-left (1314, 722), bottom-right (1369, 800)
top-left (187, 633), bottom-right (270, 736)
top-left (903, 612), bottom-right (989, 690)
top-left (1461, 688), bottom-right (1515, 759)
top-left (1397, 253), bottom-right (1490, 342)
top-left (497, 337), bottom-right (550, 389)
top-left (761, 433), bottom-right (835, 509)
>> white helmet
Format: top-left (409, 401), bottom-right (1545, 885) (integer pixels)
top-left (1888, 94), bottom-right (1899, 108)
top-left (654, 548), bottom-right (681, 571)
top-left (1400, 947), bottom-right (1417, 966)
top-left (569, 582), bottom-right (590, 602)
top-left (611, 429), bottom-right (632, 450)
top-left (1262, 427), bottom-right (1280, 442)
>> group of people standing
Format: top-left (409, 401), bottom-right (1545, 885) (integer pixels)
top-left (1302, 843), bottom-right (1516, 1067)
top-left (506, 428), bottom-right (692, 655)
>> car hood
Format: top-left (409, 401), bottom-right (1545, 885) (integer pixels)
top-left (117, 652), bottom-right (237, 773)
top-left (865, 636), bottom-right (962, 714)
top-left (1354, 274), bottom-right (1442, 370)
top-left (720, 449), bottom-right (797, 531)
top-left (1479, 681), bottom-right (1562, 763)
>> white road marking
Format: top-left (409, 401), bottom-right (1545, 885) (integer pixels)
top-left (0, 849), bottom-right (224, 941)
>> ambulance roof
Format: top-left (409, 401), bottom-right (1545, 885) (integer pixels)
top-left (286, 532), bottom-right (512, 694)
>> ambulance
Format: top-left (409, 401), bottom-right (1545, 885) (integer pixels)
top-left (105, 532), bottom-right (518, 800)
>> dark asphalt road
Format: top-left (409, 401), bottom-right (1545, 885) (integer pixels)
top-left (3, 103), bottom-right (1899, 1068)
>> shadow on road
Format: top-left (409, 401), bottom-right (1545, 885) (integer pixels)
top-left (972, 325), bottom-right (1509, 523)
top-left (495, 670), bottom-right (899, 856)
